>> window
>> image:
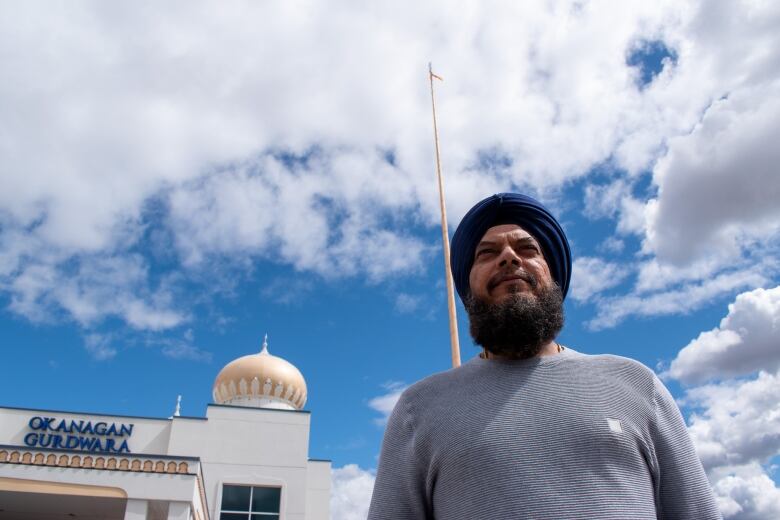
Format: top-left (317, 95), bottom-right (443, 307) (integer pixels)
top-left (220, 484), bottom-right (281, 520)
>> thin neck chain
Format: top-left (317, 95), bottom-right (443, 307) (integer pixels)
top-left (481, 342), bottom-right (563, 360)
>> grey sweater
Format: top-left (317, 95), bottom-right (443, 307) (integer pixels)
top-left (368, 348), bottom-right (721, 519)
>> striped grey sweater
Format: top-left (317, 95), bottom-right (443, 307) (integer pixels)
top-left (368, 348), bottom-right (721, 519)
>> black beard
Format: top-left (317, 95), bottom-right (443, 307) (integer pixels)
top-left (465, 284), bottom-right (565, 359)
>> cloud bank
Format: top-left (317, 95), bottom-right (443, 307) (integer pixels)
top-left (665, 287), bottom-right (780, 518)
top-left (4, 0), bottom-right (778, 340)
top-left (667, 286), bottom-right (780, 384)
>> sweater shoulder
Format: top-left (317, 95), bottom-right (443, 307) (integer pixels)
top-left (568, 351), bottom-right (658, 393)
top-left (572, 351), bottom-right (655, 373)
top-left (396, 361), bottom-right (478, 408)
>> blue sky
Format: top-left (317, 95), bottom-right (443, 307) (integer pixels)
top-left (1, 2), bottom-right (779, 519)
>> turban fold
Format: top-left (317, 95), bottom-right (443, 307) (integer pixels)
top-left (450, 193), bottom-right (572, 302)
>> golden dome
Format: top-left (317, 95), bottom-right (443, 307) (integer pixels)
top-left (212, 336), bottom-right (307, 410)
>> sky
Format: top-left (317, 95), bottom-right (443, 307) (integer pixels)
top-left (0, 1), bottom-right (779, 518)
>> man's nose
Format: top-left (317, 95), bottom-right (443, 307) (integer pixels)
top-left (497, 245), bottom-right (521, 267)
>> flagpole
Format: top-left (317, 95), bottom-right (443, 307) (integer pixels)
top-left (428, 63), bottom-right (461, 368)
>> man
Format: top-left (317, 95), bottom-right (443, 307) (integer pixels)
top-left (368, 193), bottom-right (721, 519)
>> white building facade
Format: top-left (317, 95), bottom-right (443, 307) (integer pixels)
top-left (0, 340), bottom-right (331, 520)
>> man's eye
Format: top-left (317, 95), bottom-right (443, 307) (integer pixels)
top-left (516, 244), bottom-right (539, 254)
top-left (476, 249), bottom-right (494, 258)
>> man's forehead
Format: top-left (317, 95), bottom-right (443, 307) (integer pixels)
top-left (479, 224), bottom-right (538, 243)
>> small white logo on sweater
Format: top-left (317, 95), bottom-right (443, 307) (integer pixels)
top-left (607, 418), bottom-right (623, 433)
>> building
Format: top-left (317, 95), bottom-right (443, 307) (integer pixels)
top-left (0, 338), bottom-right (331, 520)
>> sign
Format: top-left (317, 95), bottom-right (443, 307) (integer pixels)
top-left (23, 416), bottom-right (133, 454)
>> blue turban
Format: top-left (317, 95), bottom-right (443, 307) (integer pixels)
top-left (450, 193), bottom-right (572, 302)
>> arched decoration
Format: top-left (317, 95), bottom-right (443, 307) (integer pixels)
top-left (0, 449), bottom-right (193, 477)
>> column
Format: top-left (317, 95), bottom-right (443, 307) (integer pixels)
top-left (167, 501), bottom-right (191, 520)
top-left (124, 498), bottom-right (148, 520)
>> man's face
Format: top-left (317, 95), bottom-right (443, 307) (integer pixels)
top-left (468, 224), bottom-right (554, 305)
top-left (464, 224), bottom-right (563, 357)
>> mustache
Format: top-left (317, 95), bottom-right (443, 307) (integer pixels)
top-left (487, 270), bottom-right (538, 291)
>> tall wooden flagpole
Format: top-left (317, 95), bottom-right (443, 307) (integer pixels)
top-left (428, 63), bottom-right (461, 368)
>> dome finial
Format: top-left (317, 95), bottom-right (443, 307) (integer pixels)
top-left (261, 333), bottom-right (269, 354)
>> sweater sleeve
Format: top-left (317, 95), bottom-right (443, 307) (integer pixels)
top-left (650, 375), bottom-right (722, 519)
top-left (367, 390), bottom-right (432, 520)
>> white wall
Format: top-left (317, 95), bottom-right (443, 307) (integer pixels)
top-left (306, 460), bottom-right (331, 520)
top-left (168, 405), bottom-right (313, 520)
top-left (168, 405), bottom-right (310, 466)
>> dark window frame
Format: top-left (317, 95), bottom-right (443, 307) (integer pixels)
top-left (220, 484), bottom-right (282, 519)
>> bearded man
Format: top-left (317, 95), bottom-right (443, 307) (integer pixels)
top-left (368, 193), bottom-right (721, 519)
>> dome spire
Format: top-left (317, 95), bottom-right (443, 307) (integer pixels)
top-left (261, 333), bottom-right (269, 355)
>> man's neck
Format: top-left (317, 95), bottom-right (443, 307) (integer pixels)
top-left (482, 340), bottom-right (560, 360)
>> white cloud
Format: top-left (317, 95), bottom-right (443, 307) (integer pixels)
top-left (598, 236), bottom-right (625, 254)
top-left (261, 277), bottom-right (316, 306)
top-left (83, 333), bottom-right (117, 361)
top-left (583, 181), bottom-right (627, 221)
top-left (634, 256), bottom-right (741, 294)
top-left (167, 153), bottom-right (428, 281)
top-left (582, 180), bottom-right (645, 235)
top-left (674, 370), bottom-right (780, 520)
top-left (569, 256), bottom-right (631, 303)
top-left (368, 382), bottom-right (408, 426)
top-left (710, 463), bottom-right (780, 520)
top-left (158, 340), bottom-right (212, 363)
top-left (683, 372), bottom-right (780, 472)
top-left (644, 83), bottom-right (780, 265)
top-left (0, 0), bottom-right (778, 336)
top-left (8, 255), bottom-right (186, 330)
top-left (663, 286), bottom-right (780, 519)
top-left (588, 267), bottom-right (766, 329)
top-left (395, 293), bottom-right (422, 314)
top-left (666, 286), bottom-right (780, 384)
top-left (330, 464), bottom-right (375, 520)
